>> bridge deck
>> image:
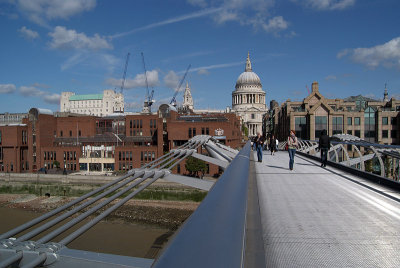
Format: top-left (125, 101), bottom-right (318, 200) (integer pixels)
top-left (254, 150), bottom-right (400, 267)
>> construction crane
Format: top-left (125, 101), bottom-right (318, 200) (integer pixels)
top-left (120, 52), bottom-right (130, 94)
top-left (170, 64), bottom-right (191, 107)
top-left (141, 52), bottom-right (155, 113)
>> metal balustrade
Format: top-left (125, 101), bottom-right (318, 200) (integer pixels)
top-left (279, 134), bottom-right (400, 181)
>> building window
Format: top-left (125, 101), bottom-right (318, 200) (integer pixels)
top-left (141, 151), bottom-right (144, 161)
top-left (382, 117), bottom-right (388, 125)
top-left (119, 151), bottom-right (121, 161)
top-left (364, 107), bottom-right (375, 142)
top-left (332, 116), bottom-right (343, 135)
top-left (354, 130), bottom-right (360, 138)
top-left (315, 116), bottom-right (327, 139)
top-left (60, 131), bottom-right (63, 137)
top-left (347, 130), bottom-right (352, 135)
top-left (193, 128), bottom-right (196, 136)
top-left (78, 130), bottom-right (81, 136)
top-left (206, 128), bottom-right (209, 135)
top-left (347, 117), bottom-right (352, 126)
top-left (295, 116), bottom-right (307, 140)
top-left (391, 117), bottom-right (397, 125)
top-left (0, 130), bottom-right (2, 144)
top-left (391, 130), bottom-right (397, 139)
top-left (189, 128), bottom-right (192, 138)
top-left (202, 128), bottom-right (205, 135)
top-left (382, 130), bottom-right (388, 138)
top-left (354, 117), bottom-right (360, 125)
top-left (177, 164), bottom-right (180, 174)
top-left (251, 114), bottom-right (255, 119)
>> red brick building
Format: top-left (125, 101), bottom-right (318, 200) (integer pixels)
top-left (0, 106), bottom-right (242, 176)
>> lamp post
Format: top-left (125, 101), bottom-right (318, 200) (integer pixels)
top-left (44, 163), bottom-right (47, 174)
top-left (6, 164), bottom-right (9, 173)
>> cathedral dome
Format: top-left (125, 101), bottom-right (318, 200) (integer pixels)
top-left (236, 71), bottom-right (261, 87)
top-left (235, 52), bottom-right (262, 90)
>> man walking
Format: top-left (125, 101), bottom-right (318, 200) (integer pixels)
top-left (318, 129), bottom-right (330, 167)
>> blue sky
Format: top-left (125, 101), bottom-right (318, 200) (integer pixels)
top-left (1, 0), bottom-right (399, 113)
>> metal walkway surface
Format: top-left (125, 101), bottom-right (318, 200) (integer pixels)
top-left (254, 150), bottom-right (400, 268)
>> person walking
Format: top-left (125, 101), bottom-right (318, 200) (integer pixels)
top-left (255, 132), bottom-right (264, 162)
top-left (270, 134), bottom-right (276, 155)
top-left (287, 130), bottom-right (298, 170)
top-left (317, 129), bottom-right (330, 167)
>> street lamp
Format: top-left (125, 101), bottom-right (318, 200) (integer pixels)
top-left (44, 163), bottom-right (47, 174)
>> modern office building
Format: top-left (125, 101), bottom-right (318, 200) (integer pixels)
top-left (272, 81), bottom-right (400, 144)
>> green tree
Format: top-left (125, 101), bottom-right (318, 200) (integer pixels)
top-left (242, 123), bottom-right (248, 137)
top-left (185, 156), bottom-right (207, 178)
top-left (53, 160), bottom-right (60, 169)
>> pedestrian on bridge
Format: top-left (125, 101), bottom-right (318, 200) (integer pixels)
top-left (270, 134), bottom-right (277, 155)
top-left (255, 132), bottom-right (264, 162)
top-left (287, 130), bottom-right (298, 170)
top-left (317, 129), bottom-right (330, 167)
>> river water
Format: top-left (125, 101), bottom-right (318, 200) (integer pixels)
top-left (0, 207), bottom-right (169, 258)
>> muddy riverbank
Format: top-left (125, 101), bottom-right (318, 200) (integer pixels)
top-left (0, 194), bottom-right (200, 229)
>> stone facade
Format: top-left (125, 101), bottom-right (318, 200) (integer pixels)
top-left (60, 89), bottom-right (124, 117)
top-left (273, 81), bottom-right (400, 145)
top-left (232, 53), bottom-right (268, 137)
top-left (182, 82), bottom-right (194, 111)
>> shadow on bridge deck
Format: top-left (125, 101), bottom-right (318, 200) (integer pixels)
top-left (252, 150), bottom-right (400, 267)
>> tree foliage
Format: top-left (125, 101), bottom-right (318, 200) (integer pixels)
top-left (185, 156), bottom-right (207, 178)
top-left (242, 123), bottom-right (249, 137)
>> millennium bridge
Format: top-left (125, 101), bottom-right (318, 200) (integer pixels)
top-left (1, 135), bottom-right (400, 267)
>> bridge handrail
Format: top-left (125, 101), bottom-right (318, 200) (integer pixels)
top-left (153, 141), bottom-right (251, 268)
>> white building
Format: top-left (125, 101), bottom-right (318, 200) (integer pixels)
top-left (232, 52), bottom-right (268, 136)
top-left (60, 90), bottom-right (124, 117)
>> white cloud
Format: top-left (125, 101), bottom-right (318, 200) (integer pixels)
top-left (293, 0), bottom-right (356, 10)
top-left (197, 69), bottom-right (210, 75)
top-left (19, 86), bottom-right (44, 96)
top-left (163, 71), bottom-right (181, 90)
top-left (44, 93), bottom-right (61, 104)
top-left (18, 26), bottom-right (39, 39)
top-left (325, 75), bottom-right (337, 80)
top-left (0, 84), bottom-right (16, 94)
top-left (19, 85), bottom-right (60, 105)
top-left (190, 61), bottom-right (243, 72)
top-left (338, 37), bottom-right (400, 69)
top-left (106, 70), bottom-right (160, 89)
top-left (16, 0), bottom-right (96, 26)
top-left (186, 0), bottom-right (291, 35)
top-left (263, 16), bottom-right (289, 33)
top-left (292, 0), bottom-right (356, 11)
top-left (31, 82), bottom-right (50, 88)
top-left (111, 7), bottom-right (223, 38)
top-left (49, 26), bottom-right (112, 51)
